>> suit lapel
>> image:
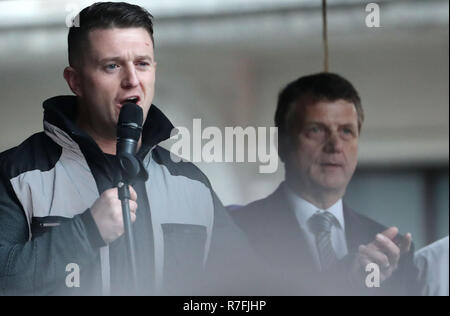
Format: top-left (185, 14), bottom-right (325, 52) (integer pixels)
top-left (263, 186), bottom-right (316, 270)
top-left (343, 204), bottom-right (382, 253)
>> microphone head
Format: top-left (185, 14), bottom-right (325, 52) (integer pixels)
top-left (117, 102), bottom-right (143, 141)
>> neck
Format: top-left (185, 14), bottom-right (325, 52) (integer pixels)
top-left (76, 111), bottom-right (143, 155)
top-left (76, 121), bottom-right (143, 155)
top-left (76, 117), bottom-right (117, 154)
top-left (286, 177), bottom-right (344, 210)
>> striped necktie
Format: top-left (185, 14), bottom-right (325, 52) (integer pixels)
top-left (309, 211), bottom-right (338, 271)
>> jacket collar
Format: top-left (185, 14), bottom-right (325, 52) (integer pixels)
top-left (42, 95), bottom-right (174, 156)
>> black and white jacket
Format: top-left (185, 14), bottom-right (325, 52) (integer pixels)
top-left (0, 95), bottom-right (243, 295)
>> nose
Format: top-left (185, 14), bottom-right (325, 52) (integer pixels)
top-left (324, 131), bottom-right (343, 153)
top-left (121, 64), bottom-right (139, 88)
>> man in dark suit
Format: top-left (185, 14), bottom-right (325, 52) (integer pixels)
top-left (231, 73), bottom-right (416, 295)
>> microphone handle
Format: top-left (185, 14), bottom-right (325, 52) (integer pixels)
top-left (118, 181), bottom-right (138, 291)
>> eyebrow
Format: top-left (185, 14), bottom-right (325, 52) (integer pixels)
top-left (303, 121), bottom-right (327, 127)
top-left (303, 121), bottom-right (357, 129)
top-left (340, 123), bottom-right (358, 129)
top-left (98, 55), bottom-right (154, 64)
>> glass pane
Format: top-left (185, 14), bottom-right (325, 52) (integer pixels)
top-left (345, 170), bottom-right (426, 249)
top-left (435, 169), bottom-right (449, 241)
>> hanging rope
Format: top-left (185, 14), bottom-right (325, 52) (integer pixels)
top-left (322, 0), bottom-right (329, 72)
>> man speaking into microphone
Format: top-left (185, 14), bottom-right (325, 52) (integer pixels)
top-left (0, 2), bottom-right (248, 295)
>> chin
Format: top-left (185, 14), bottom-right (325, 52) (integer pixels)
top-left (316, 177), bottom-right (348, 192)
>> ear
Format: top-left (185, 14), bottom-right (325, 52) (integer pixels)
top-left (63, 66), bottom-right (82, 97)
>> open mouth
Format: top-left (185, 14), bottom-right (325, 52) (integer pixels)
top-left (119, 96), bottom-right (140, 105)
top-left (321, 163), bottom-right (342, 168)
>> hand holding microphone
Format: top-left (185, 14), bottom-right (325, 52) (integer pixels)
top-left (90, 102), bottom-right (144, 244)
top-left (90, 186), bottom-right (138, 244)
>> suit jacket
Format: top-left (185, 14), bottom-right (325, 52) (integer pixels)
top-left (230, 184), bottom-right (417, 295)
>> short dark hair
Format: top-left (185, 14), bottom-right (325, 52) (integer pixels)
top-left (275, 72), bottom-right (364, 137)
top-left (68, 2), bottom-right (154, 67)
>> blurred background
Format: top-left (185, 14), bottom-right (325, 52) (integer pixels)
top-left (0, 0), bottom-right (448, 248)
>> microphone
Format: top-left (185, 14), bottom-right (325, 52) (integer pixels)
top-left (115, 102), bottom-right (143, 290)
top-left (116, 102), bottom-right (143, 180)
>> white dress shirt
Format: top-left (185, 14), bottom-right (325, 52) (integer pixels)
top-left (283, 182), bottom-right (348, 270)
top-left (414, 236), bottom-right (449, 296)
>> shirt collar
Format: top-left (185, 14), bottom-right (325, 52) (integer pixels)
top-left (282, 181), bottom-right (345, 231)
